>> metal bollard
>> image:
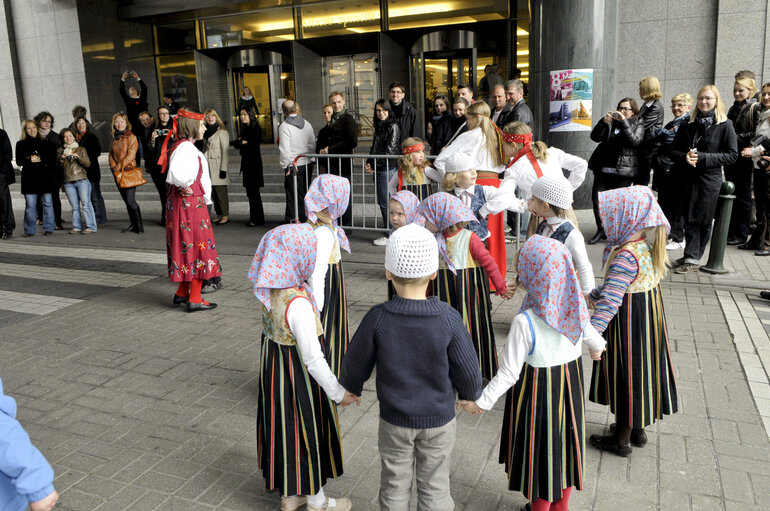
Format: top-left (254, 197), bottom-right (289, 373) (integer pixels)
top-left (701, 181), bottom-right (736, 274)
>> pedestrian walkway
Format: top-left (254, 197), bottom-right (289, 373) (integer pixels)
top-left (0, 209), bottom-right (769, 510)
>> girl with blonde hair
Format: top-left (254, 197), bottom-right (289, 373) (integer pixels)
top-left (388, 136), bottom-right (432, 200)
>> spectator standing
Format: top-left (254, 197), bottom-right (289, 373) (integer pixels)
top-left (233, 107), bottom-right (265, 226)
top-left (442, 97), bottom-right (470, 149)
top-left (319, 91), bottom-right (358, 228)
top-left (726, 75), bottom-right (759, 245)
top-left (670, 85), bottom-right (738, 273)
top-left (119, 71), bottom-right (149, 133)
top-left (135, 111), bottom-right (154, 168)
top-left (109, 112), bottom-right (143, 234)
top-left (498, 79), bottom-right (534, 129)
top-left (742, 82), bottom-right (770, 254)
top-left (279, 100), bottom-right (315, 223)
top-left (315, 103), bottom-right (334, 173)
top-left (147, 106), bottom-right (173, 226)
top-left (203, 108), bottom-right (231, 226)
top-left (16, 120), bottom-right (56, 237)
top-left (74, 116), bottom-right (106, 225)
top-left (488, 64), bottom-right (504, 93)
top-left (365, 98), bottom-right (401, 243)
top-left (57, 128), bottom-right (97, 234)
top-left (162, 93), bottom-right (180, 116)
top-left (427, 95), bottom-right (451, 155)
top-left (34, 112), bottom-right (63, 230)
top-left (388, 82), bottom-right (417, 143)
top-left (238, 86), bottom-right (259, 116)
top-left (490, 85), bottom-right (510, 127)
top-left (67, 105), bottom-right (91, 133)
top-left (635, 76), bottom-right (665, 186)
top-left (457, 83), bottom-right (475, 104)
top-left (0, 128), bottom-right (14, 239)
top-left (478, 65), bottom-right (492, 104)
top-left (586, 97), bottom-right (644, 244)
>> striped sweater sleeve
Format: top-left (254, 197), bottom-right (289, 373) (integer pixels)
top-left (590, 250), bottom-right (639, 333)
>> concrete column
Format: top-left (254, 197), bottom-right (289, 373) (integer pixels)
top-left (529, 0), bottom-right (619, 208)
top-left (0, 0), bottom-right (24, 138)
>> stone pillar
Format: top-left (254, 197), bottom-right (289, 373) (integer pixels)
top-left (0, 0), bottom-right (24, 139)
top-left (529, 0), bottom-right (619, 209)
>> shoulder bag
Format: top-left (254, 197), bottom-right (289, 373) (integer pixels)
top-left (113, 164), bottom-right (147, 189)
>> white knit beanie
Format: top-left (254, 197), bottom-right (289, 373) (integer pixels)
top-left (443, 152), bottom-right (475, 174)
top-left (531, 175), bottom-right (573, 210)
top-left (385, 224), bottom-right (438, 278)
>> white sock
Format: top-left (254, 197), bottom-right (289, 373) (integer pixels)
top-left (307, 487), bottom-right (337, 507)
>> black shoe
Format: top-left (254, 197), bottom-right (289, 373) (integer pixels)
top-left (187, 301), bottom-right (217, 312)
top-left (756, 249), bottom-right (770, 256)
top-left (738, 243), bottom-right (757, 250)
top-left (121, 224), bottom-right (135, 233)
top-left (760, 291), bottom-right (770, 300)
top-left (609, 423), bottom-right (647, 447)
top-left (589, 433), bottom-right (632, 457)
top-left (23, 233), bottom-right (33, 237)
top-left (172, 294), bottom-right (189, 305)
top-left (200, 285), bottom-right (217, 294)
top-left (727, 237), bottom-right (745, 246)
top-left (156, 220), bottom-right (166, 227)
top-left (587, 230), bottom-right (607, 245)
top-left (0, 231), bottom-right (10, 240)
top-left (43, 231), bottom-right (53, 236)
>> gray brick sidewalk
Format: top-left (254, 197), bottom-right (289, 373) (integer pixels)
top-left (1, 206), bottom-right (770, 510)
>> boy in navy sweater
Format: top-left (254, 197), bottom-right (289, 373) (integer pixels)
top-left (340, 224), bottom-right (482, 511)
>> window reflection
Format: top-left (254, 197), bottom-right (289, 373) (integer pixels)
top-left (300, 0), bottom-right (380, 38)
top-left (157, 53), bottom-right (199, 107)
top-left (202, 8), bottom-right (294, 47)
top-left (387, 0), bottom-right (507, 30)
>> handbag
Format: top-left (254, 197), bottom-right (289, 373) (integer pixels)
top-left (113, 164), bottom-right (147, 189)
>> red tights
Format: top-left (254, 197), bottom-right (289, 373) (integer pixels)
top-left (175, 279), bottom-right (207, 304)
top-left (531, 487), bottom-right (573, 511)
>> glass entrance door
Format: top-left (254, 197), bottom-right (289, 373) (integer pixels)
top-left (325, 54), bottom-right (378, 139)
top-left (232, 71), bottom-right (273, 140)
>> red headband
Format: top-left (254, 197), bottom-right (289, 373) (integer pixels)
top-left (403, 143), bottom-right (424, 155)
top-left (177, 109), bottom-right (205, 121)
top-left (158, 110), bottom-right (204, 173)
top-left (502, 132), bottom-right (532, 145)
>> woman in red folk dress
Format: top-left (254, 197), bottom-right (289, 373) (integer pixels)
top-left (161, 109), bottom-right (222, 312)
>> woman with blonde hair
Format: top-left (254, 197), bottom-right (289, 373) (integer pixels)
top-left (432, 101), bottom-right (508, 284)
top-left (669, 85), bottom-right (738, 273)
top-left (203, 108), bottom-right (230, 225)
top-left (108, 112), bottom-right (143, 233)
top-left (637, 76), bottom-right (664, 186)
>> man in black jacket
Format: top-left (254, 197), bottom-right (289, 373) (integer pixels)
top-left (389, 82), bottom-right (416, 143)
top-left (319, 91), bottom-right (358, 228)
top-left (499, 79), bottom-right (534, 129)
top-left (0, 129), bottom-right (15, 239)
top-left (119, 71), bottom-right (149, 131)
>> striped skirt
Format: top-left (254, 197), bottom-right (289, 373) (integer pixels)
top-left (321, 261), bottom-right (349, 378)
top-left (435, 267), bottom-right (498, 380)
top-left (257, 335), bottom-right (344, 497)
top-left (589, 286), bottom-right (678, 428)
top-left (498, 358), bottom-right (585, 502)
top-left (402, 182), bottom-right (433, 201)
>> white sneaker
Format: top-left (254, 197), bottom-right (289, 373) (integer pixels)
top-left (373, 236), bottom-right (388, 246)
top-left (306, 497), bottom-right (352, 511)
top-left (666, 240), bottom-right (685, 250)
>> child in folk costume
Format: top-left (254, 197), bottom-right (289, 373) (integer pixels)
top-left (387, 190), bottom-right (424, 300)
top-left (588, 186), bottom-right (678, 457)
top-left (161, 109), bottom-right (222, 312)
top-left (388, 137), bottom-right (433, 200)
top-left (459, 236), bottom-right (606, 511)
top-left (305, 174), bottom-right (351, 378)
top-left (529, 175), bottom-right (595, 295)
top-left (418, 193), bottom-right (513, 380)
top-left (248, 224), bottom-right (358, 511)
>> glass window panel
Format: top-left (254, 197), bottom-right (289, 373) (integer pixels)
top-left (157, 53), bottom-right (199, 108)
top-left (387, 0), bottom-right (507, 30)
top-left (300, 0), bottom-right (380, 38)
top-left (156, 21), bottom-right (197, 53)
top-left (515, 18), bottom-right (529, 87)
top-left (202, 7), bottom-right (294, 47)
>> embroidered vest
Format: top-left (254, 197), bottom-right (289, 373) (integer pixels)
top-left (536, 220), bottom-right (574, 244)
top-left (261, 288), bottom-right (323, 346)
top-left (466, 186), bottom-right (489, 239)
top-left (439, 229), bottom-right (478, 271)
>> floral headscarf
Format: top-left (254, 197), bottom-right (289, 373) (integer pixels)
top-left (248, 223), bottom-right (318, 311)
top-left (518, 235), bottom-right (589, 345)
top-left (391, 190), bottom-right (424, 227)
top-left (305, 173), bottom-right (351, 253)
top-left (417, 192), bottom-right (478, 273)
top-left (598, 186), bottom-right (670, 266)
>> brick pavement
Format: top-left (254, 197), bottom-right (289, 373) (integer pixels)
top-left (1, 194), bottom-right (770, 510)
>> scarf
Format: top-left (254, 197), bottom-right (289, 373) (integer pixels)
top-left (417, 192), bottom-right (478, 273)
top-left (504, 131), bottom-right (542, 177)
top-left (247, 224), bottom-right (319, 311)
top-left (390, 190), bottom-right (424, 227)
top-left (329, 107), bottom-right (347, 127)
top-left (38, 127), bottom-right (50, 138)
top-left (518, 235), bottom-right (590, 345)
top-left (62, 141), bottom-right (78, 156)
top-left (113, 130), bottom-right (126, 141)
top-left (203, 123), bottom-right (218, 140)
top-left (304, 174), bottom-right (351, 253)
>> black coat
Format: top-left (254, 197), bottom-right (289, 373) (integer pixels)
top-left (119, 79), bottom-right (149, 128)
top-left (148, 121), bottom-right (173, 174)
top-left (16, 137), bottom-right (57, 195)
top-left (368, 121), bottom-right (401, 170)
top-left (639, 100), bottom-right (664, 143)
top-left (670, 118), bottom-right (738, 224)
top-left (728, 98), bottom-right (760, 149)
top-left (0, 129), bottom-right (13, 184)
top-left (588, 117), bottom-right (645, 177)
top-left (392, 100), bottom-right (417, 144)
top-left (233, 122), bottom-right (263, 189)
top-left (78, 131), bottom-right (102, 183)
top-left (499, 100), bottom-right (534, 129)
top-left (493, 104), bottom-right (513, 128)
top-left (430, 112), bottom-right (452, 155)
top-left (326, 112), bottom-right (358, 154)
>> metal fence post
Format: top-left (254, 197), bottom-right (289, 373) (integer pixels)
top-left (701, 181), bottom-right (736, 274)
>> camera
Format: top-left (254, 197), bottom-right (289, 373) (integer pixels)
top-left (611, 112), bottom-right (622, 120)
top-left (158, 129), bottom-right (169, 135)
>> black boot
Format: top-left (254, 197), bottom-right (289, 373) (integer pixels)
top-left (134, 208), bottom-right (144, 234)
top-left (121, 209), bottom-right (137, 233)
top-left (588, 229), bottom-right (607, 245)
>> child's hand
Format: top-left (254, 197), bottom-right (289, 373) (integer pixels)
top-left (589, 348), bottom-right (605, 361)
top-left (30, 490), bottom-right (59, 511)
top-left (500, 285), bottom-right (515, 300)
top-left (340, 391), bottom-right (361, 407)
top-left (585, 293), bottom-right (597, 309)
top-left (456, 400), bottom-right (483, 414)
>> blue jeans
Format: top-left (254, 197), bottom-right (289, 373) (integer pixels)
top-left (24, 193), bottom-right (54, 235)
top-left (375, 166), bottom-right (396, 230)
top-left (90, 180), bottom-right (107, 225)
top-left (64, 179), bottom-right (97, 231)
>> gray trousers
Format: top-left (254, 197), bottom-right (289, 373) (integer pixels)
top-left (378, 418), bottom-right (455, 511)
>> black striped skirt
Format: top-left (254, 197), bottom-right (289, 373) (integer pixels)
top-left (402, 183), bottom-right (433, 201)
top-left (257, 335), bottom-right (344, 497)
top-left (435, 266), bottom-right (498, 380)
top-left (589, 286), bottom-right (678, 428)
top-left (498, 357), bottom-right (585, 501)
top-left (321, 261), bottom-right (349, 378)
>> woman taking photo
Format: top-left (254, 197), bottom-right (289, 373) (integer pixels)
top-left (74, 116), bottom-right (106, 225)
top-left (233, 108), bottom-right (264, 226)
top-left (57, 128), bottom-right (97, 234)
top-left (147, 106), bottom-right (173, 226)
top-left (727, 75), bottom-right (758, 246)
top-left (586, 97), bottom-right (645, 244)
top-left (109, 112), bottom-right (143, 234)
top-left (16, 119), bottom-right (57, 236)
top-left (427, 94), bottom-right (451, 155)
top-left (365, 98), bottom-right (400, 242)
top-left (203, 108), bottom-right (230, 225)
top-left (670, 85), bottom-right (738, 273)
top-left (741, 82), bottom-right (770, 255)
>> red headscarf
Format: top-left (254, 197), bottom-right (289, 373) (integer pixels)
top-left (157, 109), bottom-right (205, 173)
